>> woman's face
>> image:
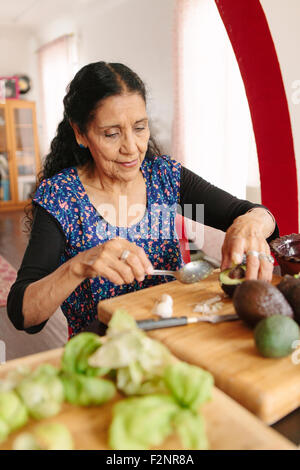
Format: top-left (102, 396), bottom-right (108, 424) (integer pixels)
top-left (79, 92), bottom-right (150, 183)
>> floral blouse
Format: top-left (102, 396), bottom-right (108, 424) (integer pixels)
top-left (33, 155), bottom-right (183, 336)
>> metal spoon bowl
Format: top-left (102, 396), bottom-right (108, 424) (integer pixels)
top-left (151, 260), bottom-right (215, 284)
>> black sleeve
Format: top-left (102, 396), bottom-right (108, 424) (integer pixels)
top-left (6, 203), bottom-right (66, 334)
top-left (179, 166), bottom-right (279, 243)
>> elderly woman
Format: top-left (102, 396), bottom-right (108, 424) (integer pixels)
top-left (7, 61), bottom-right (278, 337)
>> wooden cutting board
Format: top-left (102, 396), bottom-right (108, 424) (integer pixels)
top-left (0, 348), bottom-right (295, 450)
top-left (98, 272), bottom-right (300, 425)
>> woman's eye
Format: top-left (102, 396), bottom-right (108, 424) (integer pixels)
top-left (135, 127), bottom-right (145, 132)
top-left (105, 133), bottom-right (119, 138)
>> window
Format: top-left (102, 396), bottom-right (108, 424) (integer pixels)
top-left (173, 0), bottom-right (260, 201)
top-left (37, 34), bottom-right (78, 157)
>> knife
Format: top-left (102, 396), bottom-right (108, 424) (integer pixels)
top-left (136, 313), bottom-right (239, 331)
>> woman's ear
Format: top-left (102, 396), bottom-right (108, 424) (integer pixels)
top-left (70, 121), bottom-right (87, 148)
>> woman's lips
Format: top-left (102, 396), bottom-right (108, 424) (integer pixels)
top-left (117, 158), bottom-right (138, 168)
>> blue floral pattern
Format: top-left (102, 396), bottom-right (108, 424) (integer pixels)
top-left (33, 155), bottom-right (183, 336)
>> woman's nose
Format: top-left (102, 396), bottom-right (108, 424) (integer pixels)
top-left (120, 130), bottom-right (138, 154)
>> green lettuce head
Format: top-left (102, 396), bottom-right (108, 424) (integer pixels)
top-left (0, 390), bottom-right (28, 435)
top-left (88, 310), bottom-right (174, 395)
top-left (163, 361), bottom-right (214, 411)
top-left (13, 422), bottom-right (74, 450)
top-left (16, 364), bottom-right (64, 420)
top-left (60, 371), bottom-right (116, 406)
top-left (61, 332), bottom-right (109, 377)
top-left (109, 394), bottom-right (179, 450)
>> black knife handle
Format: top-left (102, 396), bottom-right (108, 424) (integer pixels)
top-left (137, 316), bottom-right (188, 330)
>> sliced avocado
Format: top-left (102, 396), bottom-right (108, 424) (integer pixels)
top-left (219, 265), bottom-right (246, 297)
top-left (233, 280), bottom-right (294, 328)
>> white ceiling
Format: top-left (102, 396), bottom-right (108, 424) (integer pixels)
top-left (0, 0), bottom-right (98, 27)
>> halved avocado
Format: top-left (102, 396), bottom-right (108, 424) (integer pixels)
top-left (219, 265), bottom-right (246, 297)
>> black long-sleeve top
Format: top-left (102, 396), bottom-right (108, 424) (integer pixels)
top-left (7, 165), bottom-right (279, 334)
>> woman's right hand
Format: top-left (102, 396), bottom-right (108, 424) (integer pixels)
top-left (71, 238), bottom-right (154, 285)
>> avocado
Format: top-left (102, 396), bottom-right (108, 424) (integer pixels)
top-left (277, 275), bottom-right (300, 303)
top-left (254, 315), bottom-right (300, 358)
top-left (219, 265), bottom-right (246, 297)
top-left (233, 280), bottom-right (294, 328)
top-left (286, 284), bottom-right (300, 324)
top-left (276, 275), bottom-right (300, 323)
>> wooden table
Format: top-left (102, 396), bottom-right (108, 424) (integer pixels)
top-left (0, 349), bottom-right (296, 450)
top-left (97, 272), bottom-right (300, 426)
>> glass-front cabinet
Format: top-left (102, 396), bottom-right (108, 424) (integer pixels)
top-left (0, 100), bottom-right (40, 210)
top-left (0, 105), bottom-right (13, 202)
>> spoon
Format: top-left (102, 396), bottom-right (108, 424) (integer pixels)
top-left (151, 260), bottom-right (215, 284)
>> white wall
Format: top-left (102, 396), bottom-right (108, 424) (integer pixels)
top-left (34, 0), bottom-right (176, 156)
top-left (0, 25), bottom-right (39, 103)
top-left (0, 25), bottom-right (42, 148)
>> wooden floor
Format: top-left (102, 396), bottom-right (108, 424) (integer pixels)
top-left (0, 209), bottom-right (68, 361)
top-left (0, 209), bottom-right (29, 341)
top-left (0, 209), bottom-right (28, 269)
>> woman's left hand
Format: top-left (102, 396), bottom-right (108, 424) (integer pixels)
top-left (220, 209), bottom-right (275, 281)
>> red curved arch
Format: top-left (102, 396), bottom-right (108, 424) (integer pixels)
top-left (215, 0), bottom-right (298, 235)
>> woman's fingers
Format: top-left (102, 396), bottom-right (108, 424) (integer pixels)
top-left (244, 250), bottom-right (261, 280)
top-left (257, 255), bottom-right (274, 281)
top-left (221, 236), bottom-right (245, 271)
top-left (244, 236), bottom-right (273, 280)
top-left (87, 238), bottom-right (154, 285)
top-left (221, 234), bottom-right (274, 281)
top-left (257, 247), bottom-right (274, 281)
top-left (117, 250), bottom-right (147, 283)
top-left (116, 239), bottom-right (154, 281)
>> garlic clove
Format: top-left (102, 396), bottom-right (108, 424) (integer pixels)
top-left (160, 294), bottom-right (173, 306)
top-left (152, 300), bottom-right (173, 318)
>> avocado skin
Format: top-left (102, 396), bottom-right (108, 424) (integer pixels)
top-left (287, 284), bottom-right (300, 323)
top-left (254, 315), bottom-right (300, 358)
top-left (233, 280), bottom-right (294, 328)
top-left (277, 275), bottom-right (300, 304)
top-left (221, 283), bottom-right (237, 298)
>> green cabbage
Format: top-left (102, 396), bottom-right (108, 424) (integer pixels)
top-left (88, 310), bottom-right (174, 395)
top-left (61, 332), bottom-right (109, 377)
top-left (12, 422), bottom-right (74, 450)
top-left (60, 371), bottom-right (116, 406)
top-left (105, 311), bottom-right (213, 450)
top-left (0, 365), bottom-right (31, 392)
top-left (163, 361), bottom-right (213, 411)
top-left (0, 418), bottom-right (10, 444)
top-left (106, 309), bottom-right (138, 336)
top-left (16, 364), bottom-right (64, 420)
top-left (109, 394), bottom-right (179, 450)
top-left (0, 390), bottom-right (28, 434)
top-left (116, 362), bottom-right (166, 396)
top-left (173, 408), bottom-right (208, 450)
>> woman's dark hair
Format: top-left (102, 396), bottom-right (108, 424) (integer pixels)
top-left (24, 61), bottom-right (161, 232)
